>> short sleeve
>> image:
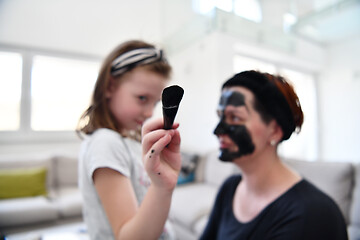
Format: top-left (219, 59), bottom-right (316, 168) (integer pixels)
top-left (84, 129), bottom-right (132, 180)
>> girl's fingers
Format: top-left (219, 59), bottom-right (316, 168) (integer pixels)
top-left (146, 133), bottom-right (172, 161)
top-left (144, 132), bottom-right (173, 154)
top-left (142, 118), bottom-right (164, 137)
top-left (164, 129), bottom-right (181, 152)
top-left (142, 118), bottom-right (180, 137)
top-left (142, 128), bottom-right (174, 153)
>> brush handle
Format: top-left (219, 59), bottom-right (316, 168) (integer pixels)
top-left (163, 106), bottom-right (178, 130)
top-left (161, 85), bottom-right (184, 130)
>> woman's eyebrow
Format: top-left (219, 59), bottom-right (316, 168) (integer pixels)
top-left (225, 103), bottom-right (249, 113)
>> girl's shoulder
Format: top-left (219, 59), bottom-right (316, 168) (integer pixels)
top-left (92, 128), bottom-right (120, 138)
top-left (84, 128), bottom-right (124, 150)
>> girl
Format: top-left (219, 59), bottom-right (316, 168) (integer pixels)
top-left (200, 70), bottom-right (348, 239)
top-left (77, 40), bottom-right (181, 240)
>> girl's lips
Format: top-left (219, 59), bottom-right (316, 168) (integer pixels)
top-left (135, 120), bottom-right (144, 125)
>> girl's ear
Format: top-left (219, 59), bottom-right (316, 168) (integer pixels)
top-left (105, 76), bottom-right (116, 98)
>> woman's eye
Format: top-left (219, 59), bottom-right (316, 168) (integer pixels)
top-left (230, 114), bottom-right (243, 123)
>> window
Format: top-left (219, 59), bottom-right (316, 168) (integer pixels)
top-left (31, 56), bottom-right (99, 131)
top-left (233, 55), bottom-right (276, 74)
top-left (0, 52), bottom-right (22, 131)
top-left (233, 54), bottom-right (318, 160)
top-left (0, 48), bottom-right (100, 142)
top-left (193, 0), bottom-right (262, 22)
top-left (278, 68), bottom-right (318, 161)
top-left (234, 0), bottom-right (262, 23)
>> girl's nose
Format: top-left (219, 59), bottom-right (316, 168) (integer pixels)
top-left (143, 106), bottom-right (154, 119)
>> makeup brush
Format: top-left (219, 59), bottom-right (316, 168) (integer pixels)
top-left (162, 85), bottom-right (184, 130)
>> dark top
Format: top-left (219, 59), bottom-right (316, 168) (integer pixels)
top-left (200, 175), bottom-right (348, 240)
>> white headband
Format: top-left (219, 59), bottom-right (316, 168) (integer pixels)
top-left (111, 48), bottom-right (166, 76)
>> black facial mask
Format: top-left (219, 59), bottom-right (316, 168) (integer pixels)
top-left (213, 91), bottom-right (255, 162)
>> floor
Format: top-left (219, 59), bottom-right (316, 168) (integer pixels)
top-left (5, 222), bottom-right (88, 240)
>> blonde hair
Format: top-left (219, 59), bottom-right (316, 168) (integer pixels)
top-left (76, 40), bottom-right (172, 140)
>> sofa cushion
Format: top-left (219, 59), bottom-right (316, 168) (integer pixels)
top-left (348, 225), bottom-right (360, 240)
top-left (0, 196), bottom-right (58, 227)
top-left (0, 167), bottom-right (47, 199)
top-left (202, 150), bottom-right (239, 187)
top-left (284, 159), bottom-right (354, 224)
top-left (178, 152), bottom-right (199, 185)
top-left (170, 183), bottom-right (218, 231)
top-left (54, 156), bottom-right (79, 187)
top-left (193, 214), bottom-right (209, 238)
top-left (349, 163), bottom-right (360, 240)
top-left (54, 187), bottom-right (83, 218)
top-left (0, 156), bottom-right (55, 189)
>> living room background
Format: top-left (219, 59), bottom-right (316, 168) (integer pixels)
top-left (0, 0), bottom-right (359, 163)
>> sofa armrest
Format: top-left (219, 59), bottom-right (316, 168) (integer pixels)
top-left (284, 159), bottom-right (354, 224)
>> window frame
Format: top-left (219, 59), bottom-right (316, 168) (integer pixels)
top-left (0, 44), bottom-right (101, 144)
top-left (232, 52), bottom-right (320, 160)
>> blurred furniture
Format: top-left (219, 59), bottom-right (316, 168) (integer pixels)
top-left (0, 154), bottom-right (82, 236)
top-left (1, 150), bottom-right (359, 240)
top-left (170, 149), bottom-right (360, 240)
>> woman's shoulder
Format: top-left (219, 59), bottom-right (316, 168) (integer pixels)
top-left (293, 179), bottom-right (337, 204)
top-left (220, 174), bottom-right (241, 188)
top-left (217, 175), bottom-right (242, 197)
top-left (286, 179), bottom-right (345, 219)
top-left (284, 179), bottom-right (348, 239)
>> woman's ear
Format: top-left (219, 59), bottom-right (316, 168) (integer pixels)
top-left (268, 120), bottom-right (283, 146)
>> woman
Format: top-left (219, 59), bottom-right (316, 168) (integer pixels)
top-left (200, 70), bottom-right (348, 240)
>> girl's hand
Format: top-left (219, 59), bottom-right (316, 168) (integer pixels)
top-left (141, 118), bottom-right (181, 191)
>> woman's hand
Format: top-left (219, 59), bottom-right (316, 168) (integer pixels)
top-left (141, 118), bottom-right (181, 191)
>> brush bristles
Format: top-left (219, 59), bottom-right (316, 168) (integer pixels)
top-left (162, 85), bottom-right (184, 108)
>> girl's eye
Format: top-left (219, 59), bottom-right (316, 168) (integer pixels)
top-left (138, 96), bottom-right (148, 102)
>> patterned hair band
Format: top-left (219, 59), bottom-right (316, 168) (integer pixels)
top-left (111, 48), bottom-right (166, 76)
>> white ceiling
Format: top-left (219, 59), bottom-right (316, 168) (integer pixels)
top-left (283, 0), bottom-right (360, 45)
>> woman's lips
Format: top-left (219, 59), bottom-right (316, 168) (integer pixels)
top-left (219, 138), bottom-right (232, 149)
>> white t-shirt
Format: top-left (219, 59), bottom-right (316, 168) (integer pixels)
top-left (79, 128), bottom-right (175, 240)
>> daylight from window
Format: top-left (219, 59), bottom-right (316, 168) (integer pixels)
top-left (193, 0), bottom-right (262, 22)
top-left (233, 54), bottom-right (318, 160)
top-left (0, 52), bottom-right (22, 131)
top-left (31, 56), bottom-right (99, 131)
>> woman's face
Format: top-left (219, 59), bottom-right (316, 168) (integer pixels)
top-left (214, 86), bottom-right (274, 162)
top-left (106, 67), bottom-right (167, 132)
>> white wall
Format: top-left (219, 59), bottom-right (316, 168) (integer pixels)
top-left (1, 0), bottom-right (359, 162)
top-left (318, 35), bottom-right (360, 162)
top-left (0, 0), bottom-right (163, 56)
top-left (167, 31), bottom-right (328, 158)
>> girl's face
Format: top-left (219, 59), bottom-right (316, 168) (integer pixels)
top-left (107, 67), bottom-right (167, 131)
top-left (214, 86), bottom-right (275, 162)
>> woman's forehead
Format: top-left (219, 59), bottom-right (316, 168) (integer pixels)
top-left (220, 87), bottom-right (254, 105)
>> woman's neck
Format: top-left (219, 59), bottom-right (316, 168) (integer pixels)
top-left (235, 150), bottom-right (301, 196)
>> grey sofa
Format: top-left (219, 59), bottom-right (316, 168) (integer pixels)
top-left (1, 150), bottom-right (359, 240)
top-left (0, 154), bottom-right (83, 236)
top-left (170, 149), bottom-right (360, 240)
